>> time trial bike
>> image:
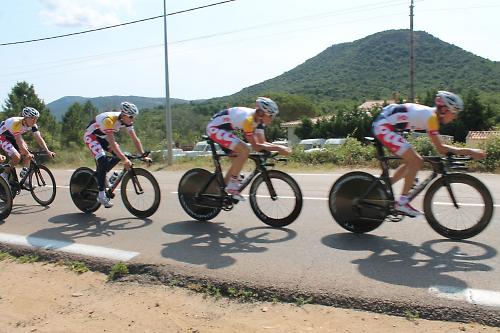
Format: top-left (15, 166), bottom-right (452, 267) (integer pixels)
top-left (328, 137), bottom-right (494, 239)
top-left (178, 136), bottom-right (303, 228)
top-left (69, 152), bottom-right (161, 218)
top-left (2, 151), bottom-right (56, 206)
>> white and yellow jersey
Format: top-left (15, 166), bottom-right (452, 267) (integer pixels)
top-left (207, 107), bottom-right (263, 135)
top-left (0, 117), bottom-right (39, 139)
top-left (374, 103), bottom-right (440, 135)
top-left (84, 111), bottom-right (134, 138)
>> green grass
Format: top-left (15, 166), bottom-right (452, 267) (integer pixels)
top-left (108, 262), bottom-right (129, 280)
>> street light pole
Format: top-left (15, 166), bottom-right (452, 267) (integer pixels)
top-left (163, 0), bottom-right (173, 165)
top-left (409, 0), bottom-right (415, 102)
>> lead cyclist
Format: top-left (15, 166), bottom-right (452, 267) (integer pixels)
top-left (372, 91), bottom-right (486, 218)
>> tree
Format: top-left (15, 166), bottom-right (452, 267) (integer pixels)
top-left (2, 81), bottom-right (60, 149)
top-left (61, 102), bottom-right (94, 147)
top-left (295, 117), bottom-right (314, 139)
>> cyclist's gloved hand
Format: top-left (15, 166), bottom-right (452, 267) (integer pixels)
top-left (123, 158), bottom-right (133, 170)
top-left (47, 150), bottom-right (56, 158)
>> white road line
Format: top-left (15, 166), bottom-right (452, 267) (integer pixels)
top-left (0, 232), bottom-right (139, 261)
top-left (170, 192), bottom-right (499, 206)
top-left (288, 173), bottom-right (345, 176)
top-left (429, 285), bottom-right (500, 308)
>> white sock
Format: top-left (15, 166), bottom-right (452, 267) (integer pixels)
top-left (98, 191), bottom-right (106, 198)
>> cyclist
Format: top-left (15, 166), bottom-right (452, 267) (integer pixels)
top-left (0, 107), bottom-right (56, 183)
top-left (83, 101), bottom-right (150, 208)
top-left (206, 97), bottom-right (291, 201)
top-left (372, 91), bottom-right (486, 218)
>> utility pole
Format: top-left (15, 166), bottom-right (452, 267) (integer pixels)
top-left (409, 0), bottom-right (415, 102)
top-left (163, 0), bottom-right (173, 165)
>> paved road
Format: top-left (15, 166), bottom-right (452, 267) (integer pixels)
top-left (0, 168), bottom-right (499, 316)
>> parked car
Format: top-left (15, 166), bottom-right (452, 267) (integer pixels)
top-left (324, 138), bottom-right (347, 147)
top-left (162, 148), bottom-right (186, 160)
top-left (297, 138), bottom-right (326, 151)
top-left (305, 138), bottom-right (346, 153)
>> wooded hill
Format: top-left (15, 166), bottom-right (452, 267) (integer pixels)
top-left (232, 29), bottom-right (500, 102)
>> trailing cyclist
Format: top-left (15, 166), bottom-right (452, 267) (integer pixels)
top-left (0, 107), bottom-right (56, 183)
top-left (372, 91), bottom-right (486, 218)
top-left (206, 97), bottom-right (291, 201)
top-left (83, 101), bottom-right (150, 208)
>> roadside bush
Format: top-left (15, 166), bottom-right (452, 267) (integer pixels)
top-left (336, 137), bottom-right (374, 165)
top-left (479, 135), bottom-right (500, 172)
top-left (408, 136), bottom-right (437, 156)
top-left (290, 137), bottom-right (374, 166)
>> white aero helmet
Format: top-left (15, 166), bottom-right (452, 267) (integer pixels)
top-left (22, 107), bottom-right (40, 118)
top-left (256, 97), bottom-right (279, 117)
top-left (435, 91), bottom-right (463, 114)
top-left (120, 101), bottom-right (139, 116)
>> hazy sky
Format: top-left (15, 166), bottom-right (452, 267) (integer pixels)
top-left (1, 0), bottom-right (498, 105)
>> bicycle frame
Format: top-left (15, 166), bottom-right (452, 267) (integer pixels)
top-left (86, 155), bottom-right (146, 199)
top-left (194, 139), bottom-right (279, 209)
top-left (3, 153), bottom-right (46, 193)
top-left (357, 138), bottom-right (467, 216)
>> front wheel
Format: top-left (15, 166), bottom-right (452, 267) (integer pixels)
top-left (0, 177), bottom-right (13, 220)
top-left (249, 170), bottom-right (303, 228)
top-left (120, 168), bottom-right (161, 218)
top-left (69, 167), bottom-right (100, 213)
top-left (29, 165), bottom-right (57, 206)
top-left (328, 171), bottom-right (389, 233)
top-left (178, 168), bottom-right (222, 221)
top-left (424, 173), bottom-right (494, 239)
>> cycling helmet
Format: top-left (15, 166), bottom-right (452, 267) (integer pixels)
top-left (435, 91), bottom-right (463, 114)
top-left (120, 101), bottom-right (139, 116)
top-left (256, 97), bottom-right (279, 117)
top-left (22, 107), bottom-right (40, 118)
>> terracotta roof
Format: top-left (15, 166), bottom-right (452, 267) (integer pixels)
top-left (281, 115), bottom-right (333, 128)
top-left (466, 131), bottom-right (500, 140)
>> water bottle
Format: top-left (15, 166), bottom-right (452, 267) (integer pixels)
top-left (108, 171), bottom-right (119, 187)
top-left (19, 167), bottom-right (29, 179)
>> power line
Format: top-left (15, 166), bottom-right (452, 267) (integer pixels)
top-left (0, 0), bottom-right (237, 47)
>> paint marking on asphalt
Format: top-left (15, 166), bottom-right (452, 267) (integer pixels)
top-left (170, 192), bottom-right (500, 206)
top-left (0, 232), bottom-right (139, 261)
top-left (429, 285), bottom-right (500, 308)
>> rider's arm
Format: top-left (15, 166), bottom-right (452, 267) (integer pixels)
top-left (32, 131), bottom-right (55, 157)
top-left (428, 132), bottom-right (486, 160)
top-left (128, 130), bottom-right (145, 156)
top-left (247, 132), bottom-right (291, 156)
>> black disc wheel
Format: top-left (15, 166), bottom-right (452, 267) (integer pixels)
top-left (29, 165), bottom-right (57, 206)
top-left (70, 167), bottom-right (100, 213)
top-left (0, 177), bottom-right (13, 220)
top-left (249, 170), bottom-right (302, 228)
top-left (424, 173), bottom-right (494, 239)
top-left (178, 168), bottom-right (222, 221)
top-left (120, 168), bottom-right (161, 218)
top-left (328, 171), bottom-right (389, 233)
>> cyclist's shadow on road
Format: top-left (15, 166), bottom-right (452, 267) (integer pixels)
top-left (322, 233), bottom-right (497, 289)
top-left (27, 213), bottom-right (153, 246)
top-left (161, 221), bottom-right (296, 269)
